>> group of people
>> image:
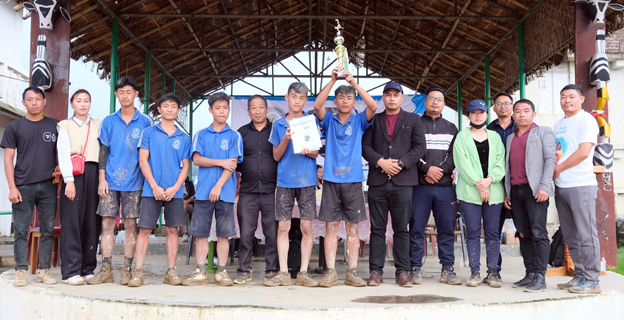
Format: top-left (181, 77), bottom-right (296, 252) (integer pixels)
top-left (1, 68), bottom-right (601, 295)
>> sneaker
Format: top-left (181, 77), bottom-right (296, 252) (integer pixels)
top-left (127, 268), bottom-right (144, 287)
top-left (568, 278), bottom-right (602, 294)
top-left (264, 271), bottom-right (292, 287)
top-left (164, 267), bottom-right (182, 286)
top-left (87, 263), bottom-right (114, 285)
top-left (319, 268), bottom-right (339, 288)
top-left (512, 272), bottom-right (535, 288)
top-left (14, 269), bottom-right (28, 287)
top-left (295, 271), bottom-right (319, 287)
top-left (466, 272), bottom-right (482, 287)
top-left (440, 268), bottom-right (462, 285)
top-left (35, 269), bottom-right (57, 285)
top-left (524, 273), bottom-right (547, 293)
top-left (62, 275), bottom-right (85, 286)
top-left (344, 269), bottom-right (366, 287)
top-left (120, 263), bottom-right (132, 285)
top-left (82, 274), bottom-right (95, 282)
top-left (182, 268), bottom-right (211, 286)
top-left (485, 268), bottom-right (502, 288)
top-left (233, 274), bottom-right (252, 284)
top-left (409, 268), bottom-right (422, 285)
top-left (557, 276), bottom-right (583, 289)
top-left (214, 269), bottom-right (234, 286)
top-left (181, 234), bottom-right (189, 243)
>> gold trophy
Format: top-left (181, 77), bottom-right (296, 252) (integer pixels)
top-left (334, 19), bottom-right (349, 80)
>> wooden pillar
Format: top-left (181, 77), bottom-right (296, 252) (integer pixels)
top-left (574, 2), bottom-right (617, 268)
top-left (29, 1), bottom-right (71, 120)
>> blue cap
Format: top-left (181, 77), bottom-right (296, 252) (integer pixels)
top-left (467, 99), bottom-right (488, 113)
top-left (383, 82), bottom-right (403, 94)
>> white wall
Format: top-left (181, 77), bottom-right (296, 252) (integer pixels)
top-left (0, 4), bottom-right (29, 236)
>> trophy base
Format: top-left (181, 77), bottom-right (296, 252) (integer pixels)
top-left (336, 75), bottom-right (347, 80)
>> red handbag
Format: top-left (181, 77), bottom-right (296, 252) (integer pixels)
top-left (70, 120), bottom-right (91, 176)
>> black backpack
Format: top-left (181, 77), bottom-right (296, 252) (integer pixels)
top-left (549, 228), bottom-right (565, 267)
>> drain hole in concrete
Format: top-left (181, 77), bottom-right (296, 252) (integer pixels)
top-left (352, 294), bottom-right (462, 304)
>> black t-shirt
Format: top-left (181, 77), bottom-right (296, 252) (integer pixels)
top-left (474, 138), bottom-right (489, 178)
top-left (1, 116), bottom-right (59, 186)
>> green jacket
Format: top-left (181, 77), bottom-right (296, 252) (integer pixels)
top-left (453, 128), bottom-right (506, 205)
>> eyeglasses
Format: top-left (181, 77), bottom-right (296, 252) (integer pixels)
top-left (494, 101), bottom-right (513, 107)
top-left (427, 97), bottom-right (444, 102)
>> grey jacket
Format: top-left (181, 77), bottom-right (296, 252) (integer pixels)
top-left (504, 125), bottom-right (557, 199)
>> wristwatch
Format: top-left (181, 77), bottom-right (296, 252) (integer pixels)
top-left (397, 161), bottom-right (404, 169)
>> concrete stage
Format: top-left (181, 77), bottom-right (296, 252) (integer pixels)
top-left (1, 255), bottom-right (623, 319)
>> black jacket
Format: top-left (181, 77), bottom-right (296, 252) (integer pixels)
top-left (416, 114), bottom-right (458, 187)
top-left (362, 109), bottom-right (427, 187)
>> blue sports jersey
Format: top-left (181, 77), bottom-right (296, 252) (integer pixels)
top-left (268, 114), bottom-right (318, 188)
top-left (138, 124), bottom-right (192, 199)
top-left (319, 111), bottom-right (373, 183)
top-left (193, 124), bottom-right (243, 203)
top-left (99, 109), bottom-right (154, 191)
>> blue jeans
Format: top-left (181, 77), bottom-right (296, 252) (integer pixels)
top-left (12, 180), bottom-right (58, 271)
top-left (368, 181), bottom-right (412, 276)
top-left (459, 201), bottom-right (502, 273)
top-left (410, 185), bottom-right (457, 269)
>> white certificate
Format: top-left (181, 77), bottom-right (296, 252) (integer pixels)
top-left (289, 115), bottom-right (322, 154)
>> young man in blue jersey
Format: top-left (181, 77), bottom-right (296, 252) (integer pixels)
top-left (128, 93), bottom-right (192, 287)
top-left (183, 92), bottom-right (242, 287)
top-left (265, 82), bottom-right (320, 287)
top-left (89, 76), bottom-right (154, 285)
top-left (314, 66), bottom-right (377, 287)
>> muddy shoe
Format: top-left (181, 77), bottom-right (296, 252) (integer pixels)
top-left (486, 268), bottom-right (502, 288)
top-left (14, 270), bottom-right (28, 287)
top-left (264, 271), bottom-right (292, 287)
top-left (164, 267), bottom-right (182, 285)
top-left (409, 268), bottom-right (422, 285)
top-left (182, 268), bottom-right (211, 286)
top-left (345, 269), bottom-right (366, 287)
top-left (127, 268), bottom-right (144, 287)
top-left (295, 271), bottom-right (319, 287)
top-left (35, 269), bottom-right (57, 285)
top-left (568, 279), bottom-right (602, 294)
top-left (232, 274), bottom-right (251, 284)
top-left (319, 268), bottom-right (339, 288)
top-left (557, 276), bottom-right (583, 289)
top-left (440, 268), bottom-right (462, 285)
top-left (466, 272), bottom-right (482, 287)
top-left (214, 269), bottom-right (234, 286)
top-left (120, 263), bottom-right (132, 285)
top-left (87, 263), bottom-right (114, 285)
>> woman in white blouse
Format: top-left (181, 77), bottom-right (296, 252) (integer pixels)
top-left (57, 89), bottom-right (102, 285)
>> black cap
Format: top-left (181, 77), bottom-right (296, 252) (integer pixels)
top-left (383, 82), bottom-right (403, 94)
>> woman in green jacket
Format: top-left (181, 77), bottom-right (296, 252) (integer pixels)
top-left (453, 100), bottom-right (505, 288)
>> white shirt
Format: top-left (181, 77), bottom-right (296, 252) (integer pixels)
top-left (553, 110), bottom-right (598, 188)
top-left (57, 116), bottom-right (91, 183)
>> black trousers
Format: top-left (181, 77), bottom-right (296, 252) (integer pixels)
top-left (236, 192), bottom-right (278, 276)
top-left (368, 180), bottom-right (412, 276)
top-left (59, 162), bottom-right (101, 280)
top-left (511, 184), bottom-right (550, 276)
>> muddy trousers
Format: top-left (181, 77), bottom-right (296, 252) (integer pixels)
top-left (60, 163), bottom-right (101, 280)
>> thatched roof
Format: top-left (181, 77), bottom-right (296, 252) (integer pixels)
top-left (18, 0), bottom-right (624, 114)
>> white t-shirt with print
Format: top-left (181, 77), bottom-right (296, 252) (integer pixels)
top-left (553, 110), bottom-right (598, 188)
